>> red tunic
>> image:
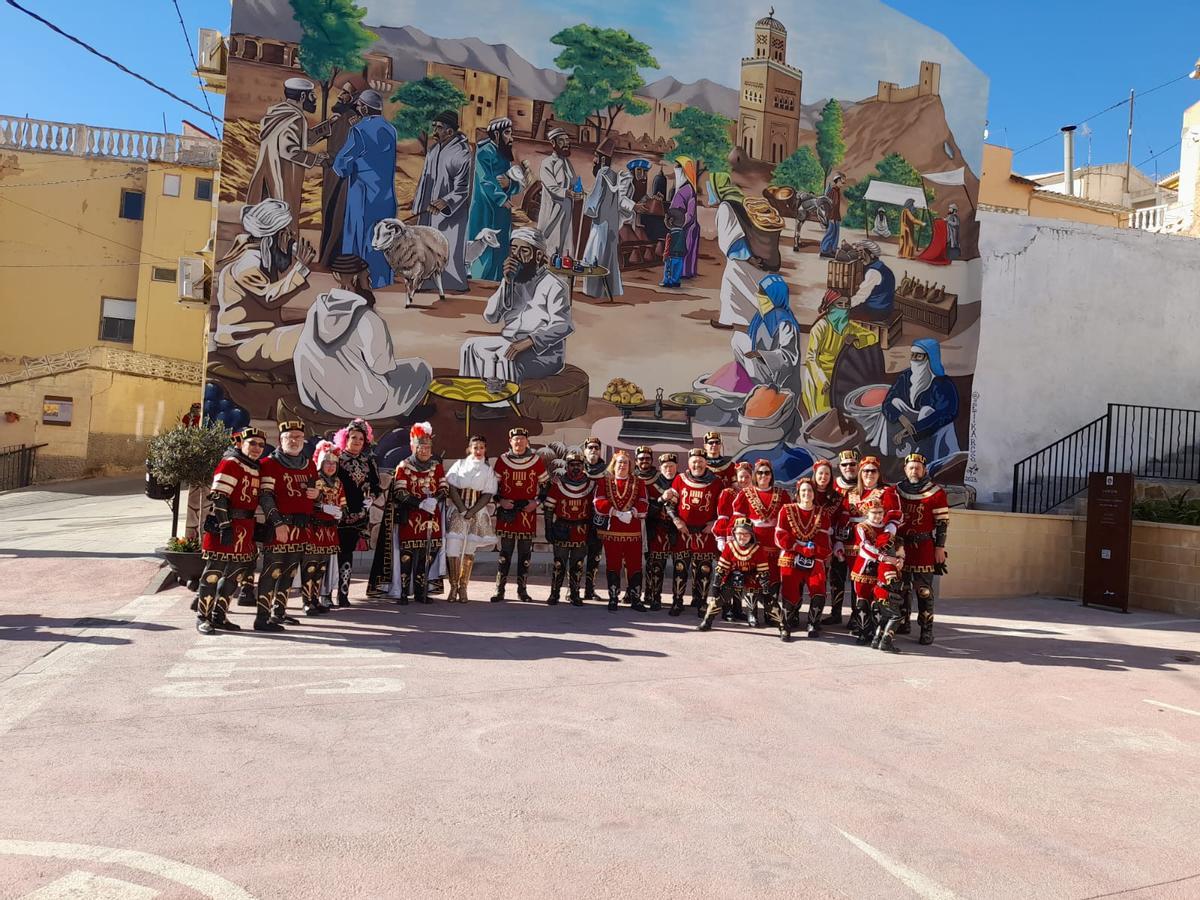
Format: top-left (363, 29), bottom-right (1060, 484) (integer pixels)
top-left (713, 487), bottom-right (739, 542)
top-left (644, 473), bottom-right (680, 556)
top-left (732, 486), bottom-right (789, 550)
top-left (851, 521), bottom-right (902, 586)
top-left (202, 455), bottom-right (260, 561)
top-left (714, 541), bottom-right (771, 591)
top-left (705, 455), bottom-right (736, 487)
top-left (393, 459), bottom-right (446, 548)
top-left (774, 504), bottom-right (831, 572)
top-left (837, 484), bottom-right (902, 554)
top-left (260, 455), bottom-right (317, 552)
top-left (493, 452), bottom-right (549, 538)
top-left (593, 475), bottom-right (648, 543)
top-left (670, 472), bottom-right (723, 555)
top-left (897, 481), bottom-right (950, 572)
top-left (309, 475), bottom-right (346, 552)
top-left (544, 478), bottom-right (594, 547)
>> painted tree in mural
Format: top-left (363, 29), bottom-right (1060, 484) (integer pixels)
top-left (391, 77), bottom-right (470, 153)
top-left (845, 152), bottom-right (935, 242)
top-left (551, 25), bottom-right (658, 140)
top-left (815, 99), bottom-right (846, 180)
top-left (289, 0), bottom-right (376, 118)
top-left (667, 107), bottom-right (733, 174)
top-left (772, 146), bottom-right (824, 194)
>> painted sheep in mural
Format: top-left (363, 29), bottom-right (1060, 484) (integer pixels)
top-left (371, 218), bottom-right (451, 308)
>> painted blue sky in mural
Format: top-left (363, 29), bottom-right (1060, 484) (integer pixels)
top-left (233, 0), bottom-right (990, 169)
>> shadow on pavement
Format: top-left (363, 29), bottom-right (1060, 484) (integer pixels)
top-left (0, 614), bottom-right (176, 645)
top-left (0, 548), bottom-right (161, 560)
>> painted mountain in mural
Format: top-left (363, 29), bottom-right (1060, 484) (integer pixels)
top-left (639, 77), bottom-right (739, 118)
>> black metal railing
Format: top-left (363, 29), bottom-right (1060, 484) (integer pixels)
top-left (1012, 404), bottom-right (1200, 514)
top-left (0, 443), bottom-right (47, 492)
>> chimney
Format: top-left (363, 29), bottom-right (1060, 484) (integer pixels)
top-left (1062, 125), bottom-right (1077, 197)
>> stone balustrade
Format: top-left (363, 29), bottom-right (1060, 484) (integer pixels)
top-left (0, 115), bottom-right (218, 168)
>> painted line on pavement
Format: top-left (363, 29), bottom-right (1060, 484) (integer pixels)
top-left (836, 828), bottom-right (961, 900)
top-left (22, 869), bottom-right (160, 899)
top-left (1143, 699), bottom-right (1200, 718)
top-left (0, 840), bottom-right (254, 899)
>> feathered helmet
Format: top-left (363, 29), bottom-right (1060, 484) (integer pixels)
top-left (313, 439), bottom-right (340, 470)
top-left (409, 421), bottom-right (433, 448)
top-left (334, 418), bottom-right (374, 451)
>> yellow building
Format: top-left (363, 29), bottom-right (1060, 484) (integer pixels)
top-left (738, 10), bottom-right (803, 164)
top-left (979, 143), bottom-right (1129, 228)
top-left (0, 115), bottom-right (219, 482)
top-left (426, 62), bottom-right (510, 139)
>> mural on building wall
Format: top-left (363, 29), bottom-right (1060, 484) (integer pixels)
top-left (210, 0), bottom-right (988, 482)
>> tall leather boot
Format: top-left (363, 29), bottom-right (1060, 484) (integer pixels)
top-left (516, 542), bottom-right (534, 602)
top-left (918, 606), bottom-right (935, 645)
top-left (337, 561), bottom-right (352, 607)
top-left (807, 593), bottom-right (825, 637)
top-left (822, 561), bottom-right (845, 625)
top-left (491, 546), bottom-right (510, 602)
top-left (548, 556), bottom-right (565, 606)
top-left (568, 554), bottom-right (584, 606)
top-left (646, 560), bottom-right (664, 611)
top-left (254, 590), bottom-right (282, 632)
top-left (896, 582), bottom-right (913, 635)
top-left (697, 595), bottom-right (720, 631)
top-left (869, 599), bottom-right (887, 649)
top-left (606, 572), bottom-right (620, 612)
top-left (627, 571), bottom-right (647, 612)
top-left (584, 540), bottom-right (601, 600)
top-left (459, 555), bottom-right (474, 603)
top-left (778, 600), bottom-right (794, 642)
top-left (446, 556), bottom-right (462, 604)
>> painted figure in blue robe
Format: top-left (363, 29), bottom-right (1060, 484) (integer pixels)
top-left (819, 171), bottom-right (846, 258)
top-left (331, 90), bottom-right (397, 289)
top-left (848, 240), bottom-right (895, 320)
top-left (468, 117), bottom-right (522, 282)
top-left (732, 273), bottom-right (802, 399)
top-left (882, 338), bottom-right (961, 467)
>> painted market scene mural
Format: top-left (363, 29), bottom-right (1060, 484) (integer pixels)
top-left (210, 0), bottom-right (988, 484)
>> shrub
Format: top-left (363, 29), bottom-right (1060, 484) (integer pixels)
top-left (1132, 490), bottom-right (1200, 526)
top-left (147, 423), bottom-right (231, 488)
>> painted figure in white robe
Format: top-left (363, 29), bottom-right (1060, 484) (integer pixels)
top-left (413, 110), bottom-right (473, 293)
top-left (712, 172), bottom-right (767, 328)
top-left (293, 254), bottom-right (431, 419)
top-left (582, 138), bottom-right (633, 298)
top-left (459, 228), bottom-right (573, 384)
top-left (536, 128), bottom-right (582, 258)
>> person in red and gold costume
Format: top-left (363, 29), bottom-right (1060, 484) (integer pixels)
top-left (491, 427), bottom-right (549, 602)
top-left (643, 452), bottom-right (680, 612)
top-left (593, 450), bottom-right (649, 612)
top-left (256, 420), bottom-right (320, 630)
top-left (668, 449), bottom-right (725, 617)
top-left (823, 449), bottom-right (859, 627)
top-left (850, 498), bottom-right (906, 653)
top-left (732, 458), bottom-right (788, 626)
top-left (702, 431), bottom-right (736, 486)
top-left (303, 440), bottom-right (346, 613)
top-left (714, 462), bottom-right (752, 552)
top-left (698, 518), bottom-right (770, 632)
top-left (895, 452), bottom-right (950, 645)
top-left (390, 423), bottom-right (446, 605)
top-left (543, 451), bottom-right (593, 607)
top-left (632, 447), bottom-right (663, 610)
top-left (775, 477), bottom-right (833, 641)
top-left (195, 428), bottom-right (265, 635)
top-left (835, 454), bottom-right (902, 638)
top-left (811, 458), bottom-right (842, 523)
top-left (581, 436), bottom-right (608, 601)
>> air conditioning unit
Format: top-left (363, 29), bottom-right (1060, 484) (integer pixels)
top-left (178, 256), bottom-right (208, 308)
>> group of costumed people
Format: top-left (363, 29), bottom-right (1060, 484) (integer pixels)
top-left (195, 418), bottom-right (951, 654)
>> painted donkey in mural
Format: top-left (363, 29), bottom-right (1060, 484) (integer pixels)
top-left (762, 187), bottom-right (832, 251)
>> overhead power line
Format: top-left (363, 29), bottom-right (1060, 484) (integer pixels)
top-left (5, 0), bottom-right (212, 120)
top-left (1012, 70), bottom-right (1194, 158)
top-left (169, 0), bottom-right (223, 137)
top-left (0, 194), bottom-right (176, 264)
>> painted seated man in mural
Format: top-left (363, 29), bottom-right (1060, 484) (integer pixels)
top-left (731, 274), bottom-right (802, 399)
top-left (800, 289), bottom-right (881, 418)
top-left (459, 227), bottom-right (574, 387)
top-left (292, 254), bottom-right (432, 421)
top-left (413, 110), bottom-right (473, 294)
top-left (212, 198), bottom-right (313, 369)
top-left (847, 240), bottom-right (897, 321)
top-left (331, 89), bottom-right (398, 290)
top-left (882, 339), bottom-right (960, 468)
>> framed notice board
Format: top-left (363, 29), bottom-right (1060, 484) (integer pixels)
top-left (1082, 472), bottom-right (1134, 613)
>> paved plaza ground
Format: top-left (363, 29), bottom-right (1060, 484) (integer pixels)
top-left (2, 479), bottom-right (1199, 899)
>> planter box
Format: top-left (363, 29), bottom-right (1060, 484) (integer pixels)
top-left (158, 548), bottom-right (205, 588)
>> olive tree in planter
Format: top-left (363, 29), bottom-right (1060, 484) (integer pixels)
top-left (146, 423), bottom-right (231, 588)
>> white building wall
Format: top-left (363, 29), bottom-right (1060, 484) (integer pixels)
top-left (967, 212), bottom-right (1200, 502)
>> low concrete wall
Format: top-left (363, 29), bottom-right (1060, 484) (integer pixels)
top-left (941, 509), bottom-right (1199, 617)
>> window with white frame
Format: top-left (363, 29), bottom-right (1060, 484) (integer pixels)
top-left (99, 297), bottom-right (136, 343)
top-left (163, 173), bottom-right (181, 197)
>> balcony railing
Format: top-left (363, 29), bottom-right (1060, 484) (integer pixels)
top-left (1128, 204), bottom-right (1169, 232)
top-left (0, 115), bottom-right (219, 168)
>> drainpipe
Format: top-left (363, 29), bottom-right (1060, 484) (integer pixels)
top-left (1062, 125), bottom-right (1077, 197)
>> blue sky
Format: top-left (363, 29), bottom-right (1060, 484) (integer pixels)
top-left (2, 0), bottom-right (1198, 179)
